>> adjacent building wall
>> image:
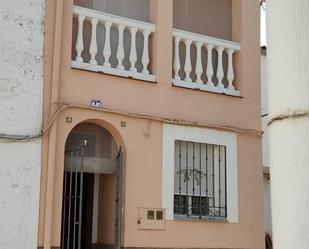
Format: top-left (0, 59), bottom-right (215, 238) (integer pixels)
top-left (0, 1), bottom-right (44, 249)
top-left (267, 1), bottom-right (309, 248)
top-left (261, 51), bottom-right (269, 169)
top-left (261, 49), bottom-right (272, 235)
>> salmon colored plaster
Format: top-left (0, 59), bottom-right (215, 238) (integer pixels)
top-left (39, 0), bottom-right (263, 248)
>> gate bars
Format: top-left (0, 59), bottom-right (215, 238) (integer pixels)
top-left (61, 141), bottom-right (86, 249)
top-left (60, 142), bottom-right (123, 249)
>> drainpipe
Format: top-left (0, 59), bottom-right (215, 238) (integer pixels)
top-left (43, 0), bottom-right (64, 248)
top-left (267, 1), bottom-right (309, 248)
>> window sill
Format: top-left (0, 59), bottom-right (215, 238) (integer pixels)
top-left (173, 214), bottom-right (227, 223)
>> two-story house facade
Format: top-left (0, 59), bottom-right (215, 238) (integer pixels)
top-left (38, 1), bottom-right (264, 249)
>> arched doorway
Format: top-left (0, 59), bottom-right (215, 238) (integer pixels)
top-left (60, 122), bottom-right (122, 249)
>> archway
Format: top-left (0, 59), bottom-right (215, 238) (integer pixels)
top-left (60, 122), bottom-right (122, 249)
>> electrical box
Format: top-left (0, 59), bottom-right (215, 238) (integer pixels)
top-left (138, 207), bottom-right (166, 230)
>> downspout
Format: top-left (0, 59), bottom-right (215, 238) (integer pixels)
top-left (43, 0), bottom-right (64, 248)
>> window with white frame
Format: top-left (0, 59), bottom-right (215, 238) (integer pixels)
top-left (174, 140), bottom-right (227, 220)
top-left (162, 124), bottom-right (238, 223)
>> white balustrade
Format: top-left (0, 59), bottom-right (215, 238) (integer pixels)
top-left (206, 44), bottom-right (214, 87)
top-left (116, 24), bottom-right (125, 70)
top-left (173, 37), bottom-right (181, 81)
top-left (227, 48), bottom-right (235, 90)
top-left (129, 27), bottom-right (138, 72)
top-left (195, 41), bottom-right (203, 84)
top-left (172, 29), bottom-right (241, 96)
top-left (72, 6), bottom-right (156, 82)
top-left (142, 30), bottom-right (150, 74)
top-left (216, 46), bottom-right (224, 89)
top-left (89, 17), bottom-right (98, 65)
top-left (103, 21), bottom-right (112, 67)
top-left (75, 14), bottom-right (85, 63)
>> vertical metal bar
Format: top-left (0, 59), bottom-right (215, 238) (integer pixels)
top-left (66, 151), bottom-right (74, 249)
top-left (224, 147), bottom-right (227, 218)
top-left (212, 144), bottom-right (215, 219)
top-left (199, 143), bottom-right (202, 218)
top-left (186, 141), bottom-right (189, 217)
top-left (61, 154), bottom-right (67, 249)
top-left (115, 148), bottom-right (123, 249)
top-left (219, 146), bottom-right (221, 217)
top-left (77, 147), bottom-right (84, 249)
top-left (72, 151), bottom-right (78, 249)
top-left (205, 144), bottom-right (208, 215)
top-left (178, 141), bottom-right (182, 214)
top-left (192, 142), bottom-right (195, 198)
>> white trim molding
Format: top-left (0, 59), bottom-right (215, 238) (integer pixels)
top-left (162, 124), bottom-right (238, 223)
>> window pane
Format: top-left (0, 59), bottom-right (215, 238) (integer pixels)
top-left (174, 140), bottom-right (226, 219)
top-left (174, 195), bottom-right (188, 215)
top-left (192, 196), bottom-right (209, 216)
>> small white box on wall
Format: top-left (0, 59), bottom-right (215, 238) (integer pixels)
top-left (137, 207), bottom-right (166, 230)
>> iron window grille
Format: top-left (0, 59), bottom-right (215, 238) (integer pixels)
top-left (174, 140), bottom-right (227, 220)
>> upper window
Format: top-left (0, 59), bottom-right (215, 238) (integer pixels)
top-left (174, 140), bottom-right (227, 220)
top-left (173, 0), bottom-right (232, 40)
top-left (75, 0), bottom-right (149, 22)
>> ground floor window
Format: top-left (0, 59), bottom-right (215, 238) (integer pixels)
top-left (173, 140), bottom-right (226, 220)
top-left (162, 124), bottom-right (238, 223)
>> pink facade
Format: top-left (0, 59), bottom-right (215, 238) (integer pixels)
top-left (39, 1), bottom-right (264, 249)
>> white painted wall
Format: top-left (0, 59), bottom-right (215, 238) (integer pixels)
top-left (261, 52), bottom-right (269, 168)
top-left (0, 1), bottom-right (44, 249)
top-left (263, 177), bottom-right (272, 235)
top-left (261, 50), bottom-right (272, 235)
top-left (268, 1), bottom-right (309, 248)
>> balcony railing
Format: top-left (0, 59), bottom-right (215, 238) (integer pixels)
top-left (71, 6), bottom-right (241, 96)
top-left (72, 6), bottom-right (156, 82)
top-left (173, 29), bottom-right (241, 96)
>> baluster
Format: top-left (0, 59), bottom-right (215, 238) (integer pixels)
top-left (75, 14), bottom-right (85, 62)
top-left (129, 27), bottom-right (138, 72)
top-left (173, 37), bottom-right (181, 80)
top-left (216, 46), bottom-right (224, 89)
top-left (227, 48), bottom-right (236, 90)
top-left (195, 41), bottom-right (203, 84)
top-left (103, 21), bottom-right (112, 67)
top-left (142, 30), bottom-right (151, 74)
top-left (89, 18), bottom-right (99, 65)
top-left (116, 24), bottom-right (125, 70)
top-left (206, 44), bottom-right (214, 86)
top-left (184, 39), bottom-right (192, 82)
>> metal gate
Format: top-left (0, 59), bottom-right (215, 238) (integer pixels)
top-left (61, 142), bottom-right (86, 249)
top-left (60, 142), bottom-right (123, 249)
top-left (115, 147), bottom-right (123, 249)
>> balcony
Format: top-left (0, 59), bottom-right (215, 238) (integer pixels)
top-left (172, 29), bottom-right (240, 96)
top-left (71, 1), bottom-right (241, 97)
top-left (72, 6), bottom-right (156, 82)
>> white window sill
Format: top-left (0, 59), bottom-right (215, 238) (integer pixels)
top-left (173, 214), bottom-right (227, 223)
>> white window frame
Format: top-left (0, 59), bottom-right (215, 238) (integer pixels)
top-left (162, 124), bottom-right (238, 223)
